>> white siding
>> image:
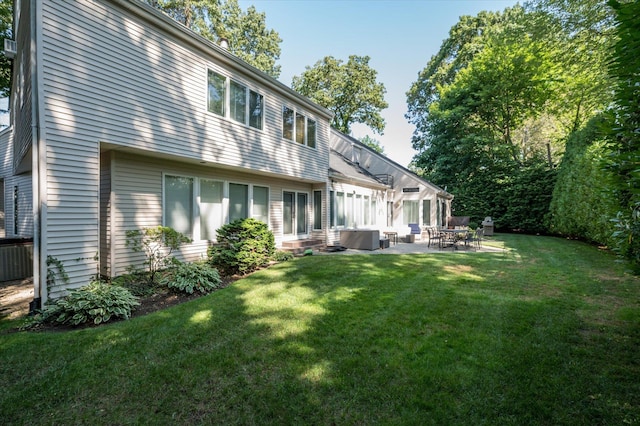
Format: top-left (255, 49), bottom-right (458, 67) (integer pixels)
top-left (41, 0), bottom-right (330, 183)
top-left (107, 152), bottom-right (321, 277)
top-left (34, 0), bottom-right (332, 295)
top-left (0, 127), bottom-right (33, 239)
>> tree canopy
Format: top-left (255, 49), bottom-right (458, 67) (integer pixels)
top-left (146, 0), bottom-right (282, 78)
top-left (291, 55), bottom-right (388, 135)
top-left (359, 135), bottom-right (385, 155)
top-left (405, 1), bottom-right (615, 234)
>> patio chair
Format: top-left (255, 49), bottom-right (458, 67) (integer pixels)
top-left (426, 227), bottom-right (441, 248)
top-left (475, 228), bottom-right (484, 249)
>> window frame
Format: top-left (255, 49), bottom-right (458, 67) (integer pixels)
top-left (207, 69), bottom-right (264, 130)
top-left (282, 105), bottom-right (317, 148)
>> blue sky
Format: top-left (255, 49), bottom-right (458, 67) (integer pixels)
top-left (239, 0), bottom-right (520, 166)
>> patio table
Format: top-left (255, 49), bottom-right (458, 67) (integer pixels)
top-left (440, 229), bottom-right (469, 249)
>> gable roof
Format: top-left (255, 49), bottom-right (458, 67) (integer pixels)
top-left (330, 129), bottom-right (453, 199)
top-left (329, 149), bottom-right (389, 190)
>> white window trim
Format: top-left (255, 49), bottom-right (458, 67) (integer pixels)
top-left (163, 172), bottom-right (271, 242)
top-left (282, 105), bottom-right (317, 149)
top-left (206, 68), bottom-right (264, 131)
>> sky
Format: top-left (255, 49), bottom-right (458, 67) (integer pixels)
top-left (239, 0), bottom-right (520, 167)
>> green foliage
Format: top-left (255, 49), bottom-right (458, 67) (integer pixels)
top-left (208, 218), bottom-right (275, 276)
top-left (46, 255), bottom-right (69, 289)
top-left (407, 1), bottom-right (615, 239)
top-left (145, 0), bottom-right (282, 77)
top-left (606, 0), bottom-right (640, 270)
top-left (550, 116), bottom-right (618, 244)
top-left (450, 162), bottom-right (557, 234)
top-left (0, 0), bottom-right (12, 98)
top-left (125, 226), bottom-right (192, 283)
top-left (291, 55), bottom-right (388, 135)
top-left (162, 261), bottom-right (222, 294)
top-left (358, 135), bottom-right (385, 155)
top-left (274, 250), bottom-right (294, 262)
top-left (35, 280), bottom-right (139, 326)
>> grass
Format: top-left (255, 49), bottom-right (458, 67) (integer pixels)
top-left (1, 234), bottom-right (639, 424)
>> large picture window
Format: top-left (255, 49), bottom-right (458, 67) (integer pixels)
top-left (164, 175), bottom-right (269, 241)
top-left (164, 175), bottom-right (194, 237)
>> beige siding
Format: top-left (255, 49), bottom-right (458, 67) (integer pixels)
top-left (330, 130), bottom-right (450, 231)
top-left (107, 152), bottom-right (321, 277)
top-left (42, 0), bottom-right (330, 183)
top-left (0, 127), bottom-right (33, 239)
top-left (34, 0), bottom-right (332, 295)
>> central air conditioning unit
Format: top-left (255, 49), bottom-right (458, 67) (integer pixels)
top-left (4, 39), bottom-right (16, 59)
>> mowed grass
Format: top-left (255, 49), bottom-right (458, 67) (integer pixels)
top-left (1, 234), bottom-right (639, 425)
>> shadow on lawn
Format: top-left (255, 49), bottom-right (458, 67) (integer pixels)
top-left (4, 244), bottom-right (638, 424)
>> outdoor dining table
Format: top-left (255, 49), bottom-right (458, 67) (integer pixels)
top-left (440, 229), bottom-right (469, 249)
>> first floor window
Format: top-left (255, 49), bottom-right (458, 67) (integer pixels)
top-left (200, 179), bottom-right (224, 240)
top-left (422, 199), bottom-right (431, 226)
top-left (336, 192), bottom-right (345, 227)
top-left (313, 190), bottom-right (322, 230)
top-left (403, 200), bottom-right (419, 226)
top-left (229, 183), bottom-right (249, 222)
top-left (329, 191), bottom-right (335, 227)
top-left (165, 175), bottom-right (194, 237)
top-left (253, 186), bottom-right (269, 224)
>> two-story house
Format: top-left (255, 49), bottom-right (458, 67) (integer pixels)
top-left (0, 0), bottom-right (332, 307)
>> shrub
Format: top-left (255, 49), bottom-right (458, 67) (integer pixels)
top-left (163, 261), bottom-right (222, 294)
top-left (208, 218), bottom-right (275, 276)
top-left (274, 250), bottom-right (294, 262)
top-left (36, 281), bottom-right (139, 326)
top-left (125, 226), bottom-right (192, 283)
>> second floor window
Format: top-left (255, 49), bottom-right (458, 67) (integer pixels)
top-left (208, 70), bottom-right (263, 130)
top-left (282, 106), bottom-right (316, 148)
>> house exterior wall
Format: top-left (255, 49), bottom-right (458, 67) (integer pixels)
top-left (326, 179), bottom-right (388, 246)
top-left (11, 0), bottom-right (331, 299)
top-left (104, 151), bottom-right (324, 277)
top-left (0, 127), bottom-right (33, 239)
top-left (330, 130), bottom-right (452, 233)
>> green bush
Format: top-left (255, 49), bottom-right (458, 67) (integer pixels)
top-left (125, 226), bottom-right (192, 283)
top-left (208, 218), bottom-right (276, 276)
top-left (274, 250), bottom-right (294, 262)
top-left (550, 116), bottom-right (618, 245)
top-left (163, 261), bottom-right (222, 294)
top-left (36, 281), bottom-right (139, 326)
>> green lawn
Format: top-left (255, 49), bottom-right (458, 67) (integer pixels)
top-left (1, 234), bottom-right (639, 425)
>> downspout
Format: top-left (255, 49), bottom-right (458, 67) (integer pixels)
top-left (30, 0), bottom-right (46, 311)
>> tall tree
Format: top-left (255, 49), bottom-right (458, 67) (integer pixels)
top-left (146, 0), bottom-right (281, 78)
top-left (606, 0), bottom-right (640, 269)
top-left (359, 135), bottom-right (385, 155)
top-left (291, 55), bottom-right (388, 135)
